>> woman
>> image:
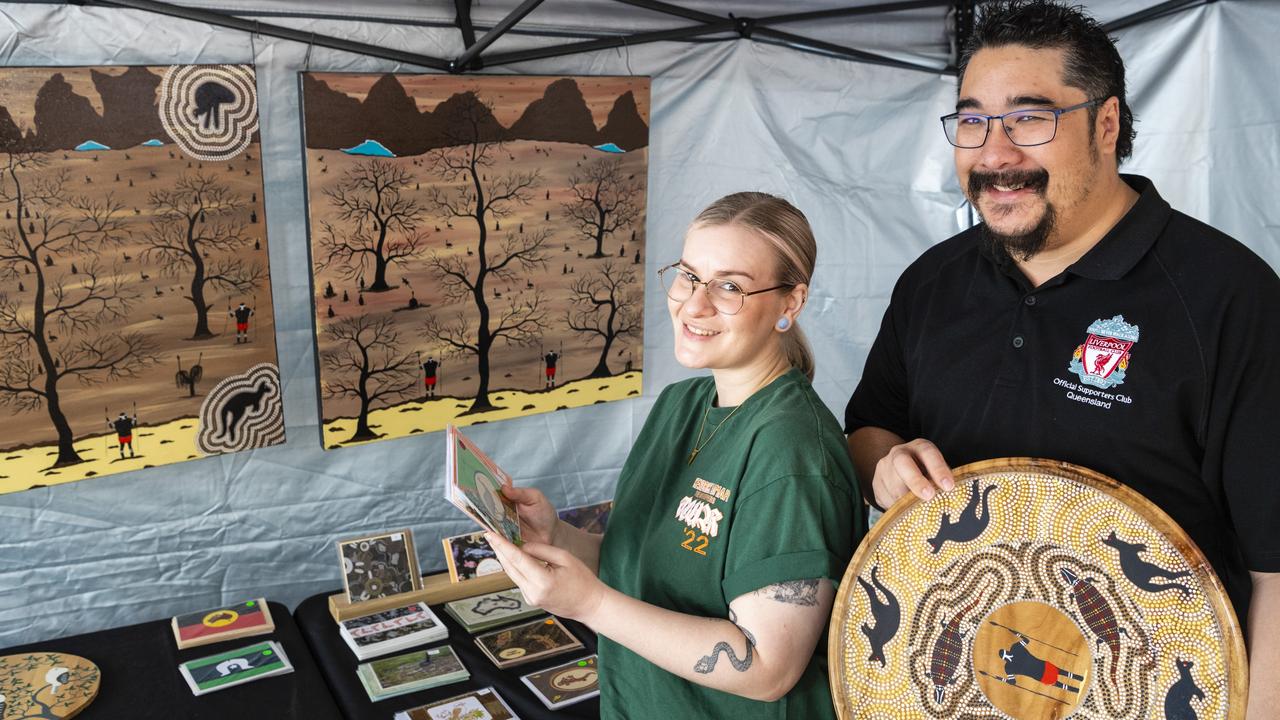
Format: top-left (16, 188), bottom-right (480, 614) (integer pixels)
top-left (487, 192), bottom-right (861, 718)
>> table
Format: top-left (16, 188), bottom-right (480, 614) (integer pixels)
top-left (0, 601), bottom-right (343, 719)
top-left (294, 590), bottom-right (601, 719)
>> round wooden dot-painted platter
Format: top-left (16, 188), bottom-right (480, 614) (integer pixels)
top-left (0, 652), bottom-right (99, 720)
top-left (829, 458), bottom-right (1246, 720)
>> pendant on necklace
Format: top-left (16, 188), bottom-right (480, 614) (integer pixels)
top-left (687, 448), bottom-right (699, 465)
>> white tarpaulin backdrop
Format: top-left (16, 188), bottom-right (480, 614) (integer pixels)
top-left (0, 0), bottom-right (1277, 645)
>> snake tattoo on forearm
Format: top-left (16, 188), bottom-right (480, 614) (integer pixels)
top-left (694, 610), bottom-right (758, 674)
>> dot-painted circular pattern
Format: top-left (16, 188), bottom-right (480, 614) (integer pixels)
top-left (159, 64), bottom-right (259, 161)
top-left (829, 458), bottom-right (1245, 720)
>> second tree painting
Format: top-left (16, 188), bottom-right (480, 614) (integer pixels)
top-left (302, 73), bottom-right (649, 448)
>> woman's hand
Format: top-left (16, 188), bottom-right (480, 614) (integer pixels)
top-left (486, 531), bottom-right (606, 624)
top-left (501, 485), bottom-right (561, 547)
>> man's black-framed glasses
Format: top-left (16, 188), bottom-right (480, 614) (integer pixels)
top-left (657, 263), bottom-right (791, 316)
top-left (940, 99), bottom-right (1101, 149)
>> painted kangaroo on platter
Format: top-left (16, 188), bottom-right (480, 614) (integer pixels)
top-left (1163, 657), bottom-right (1205, 720)
top-left (926, 479), bottom-right (996, 554)
top-left (857, 565), bottom-right (901, 668)
top-left (1101, 530), bottom-right (1192, 597)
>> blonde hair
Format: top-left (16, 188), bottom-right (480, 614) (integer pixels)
top-left (690, 192), bottom-right (817, 381)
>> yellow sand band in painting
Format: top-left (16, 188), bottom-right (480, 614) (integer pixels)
top-left (0, 416), bottom-right (207, 495)
top-left (324, 372), bottom-right (643, 449)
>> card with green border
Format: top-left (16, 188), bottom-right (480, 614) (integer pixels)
top-left (178, 640), bottom-right (293, 695)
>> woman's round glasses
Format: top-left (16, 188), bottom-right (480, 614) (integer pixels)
top-left (658, 263), bottom-right (791, 316)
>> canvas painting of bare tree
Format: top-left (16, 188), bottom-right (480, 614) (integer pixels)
top-left (302, 73), bottom-right (648, 448)
top-left (0, 65), bottom-right (284, 495)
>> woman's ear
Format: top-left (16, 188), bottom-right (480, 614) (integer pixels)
top-left (784, 282), bottom-right (809, 318)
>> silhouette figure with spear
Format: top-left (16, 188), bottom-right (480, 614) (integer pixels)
top-left (106, 405), bottom-right (139, 460)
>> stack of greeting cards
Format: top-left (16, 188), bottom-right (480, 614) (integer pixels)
top-left (338, 601), bottom-right (448, 661)
top-left (443, 588), bottom-right (544, 634)
top-left (393, 687), bottom-right (519, 720)
top-left (178, 640), bottom-right (294, 696)
top-left (356, 645), bottom-right (469, 702)
top-left (474, 616), bottom-right (583, 669)
top-left (444, 425), bottom-right (523, 545)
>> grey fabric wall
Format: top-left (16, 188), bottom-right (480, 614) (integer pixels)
top-left (0, 1), bottom-right (1276, 646)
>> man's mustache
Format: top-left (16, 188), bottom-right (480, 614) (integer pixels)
top-left (968, 169), bottom-right (1049, 198)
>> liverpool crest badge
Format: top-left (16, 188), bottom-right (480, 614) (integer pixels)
top-left (1069, 315), bottom-right (1139, 389)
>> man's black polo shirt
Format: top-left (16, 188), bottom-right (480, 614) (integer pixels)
top-left (845, 175), bottom-right (1280, 620)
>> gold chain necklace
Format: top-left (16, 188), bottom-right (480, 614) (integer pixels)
top-left (687, 401), bottom-right (745, 465)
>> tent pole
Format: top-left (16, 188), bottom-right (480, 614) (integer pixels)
top-left (452, 0), bottom-right (546, 72)
top-left (481, 20), bottom-right (736, 68)
top-left (759, 1), bottom-right (955, 25)
top-left (454, 0), bottom-right (477, 50)
top-left (1103, 0), bottom-right (1210, 33)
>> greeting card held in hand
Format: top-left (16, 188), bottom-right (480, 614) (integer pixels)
top-left (445, 425), bottom-right (522, 546)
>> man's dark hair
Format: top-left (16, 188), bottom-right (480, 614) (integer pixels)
top-left (957, 0), bottom-right (1136, 162)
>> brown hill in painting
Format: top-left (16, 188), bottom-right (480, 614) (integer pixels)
top-left (361, 73), bottom-right (439, 155)
top-left (302, 74), bottom-right (648, 155)
top-left (507, 78), bottom-right (599, 146)
top-left (92, 66), bottom-right (167, 148)
top-left (301, 73), bottom-right (366, 150)
top-left (429, 90), bottom-right (505, 147)
top-left (32, 73), bottom-right (103, 151)
top-left (599, 90), bottom-right (649, 151)
top-left (0, 106), bottom-right (20, 147)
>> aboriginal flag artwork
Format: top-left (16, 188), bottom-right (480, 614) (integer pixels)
top-left (300, 73), bottom-right (649, 448)
top-left (830, 458), bottom-right (1246, 720)
top-left (171, 598), bottom-right (275, 649)
top-left (0, 65), bottom-right (283, 495)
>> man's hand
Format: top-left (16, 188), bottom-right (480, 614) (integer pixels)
top-left (849, 428), bottom-right (955, 509)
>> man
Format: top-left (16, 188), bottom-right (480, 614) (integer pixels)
top-left (422, 355), bottom-right (440, 398)
top-left (543, 349), bottom-right (559, 389)
top-left (996, 634), bottom-right (1084, 694)
top-left (843, 2), bottom-right (1278, 714)
top-left (108, 411), bottom-right (137, 459)
top-left (230, 302), bottom-right (253, 344)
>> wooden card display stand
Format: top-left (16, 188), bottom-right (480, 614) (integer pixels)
top-left (328, 570), bottom-right (516, 622)
top-left (829, 457), bottom-right (1247, 720)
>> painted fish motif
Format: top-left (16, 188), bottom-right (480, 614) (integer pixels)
top-left (1060, 567), bottom-right (1128, 683)
top-left (928, 584), bottom-right (989, 705)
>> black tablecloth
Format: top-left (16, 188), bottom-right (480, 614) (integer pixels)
top-left (294, 590), bottom-right (601, 720)
top-left (0, 601), bottom-right (342, 720)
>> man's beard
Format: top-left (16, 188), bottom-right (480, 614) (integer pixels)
top-left (968, 168), bottom-right (1054, 262)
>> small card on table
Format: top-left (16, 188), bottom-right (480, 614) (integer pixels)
top-left (443, 588), bottom-right (543, 634)
top-left (393, 686), bottom-right (519, 720)
top-left (171, 598), bottom-right (274, 649)
top-left (521, 654), bottom-right (599, 710)
top-left (474, 616), bottom-right (583, 669)
top-left (356, 645), bottom-right (469, 701)
top-left (178, 640), bottom-right (293, 695)
top-left (336, 529), bottom-right (422, 604)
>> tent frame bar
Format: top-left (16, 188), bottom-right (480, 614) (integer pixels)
top-left (65, 0), bottom-right (1211, 76)
top-left (85, 0), bottom-right (453, 70)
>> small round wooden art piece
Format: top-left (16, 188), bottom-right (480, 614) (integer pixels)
top-left (0, 652), bottom-right (99, 720)
top-left (829, 458), bottom-right (1246, 720)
